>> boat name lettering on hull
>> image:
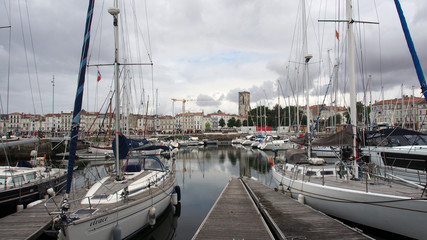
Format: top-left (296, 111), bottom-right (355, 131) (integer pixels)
top-left (90, 217), bottom-right (108, 227)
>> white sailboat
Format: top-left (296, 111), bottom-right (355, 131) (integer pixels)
top-left (47, 1), bottom-right (179, 239)
top-left (272, 1), bottom-right (427, 239)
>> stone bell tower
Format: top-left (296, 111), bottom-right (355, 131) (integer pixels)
top-left (238, 91), bottom-right (250, 116)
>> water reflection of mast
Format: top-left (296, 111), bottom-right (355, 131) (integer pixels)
top-left (182, 149), bottom-right (186, 189)
top-left (239, 148), bottom-right (251, 178)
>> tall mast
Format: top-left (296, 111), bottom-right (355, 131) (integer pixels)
top-left (277, 80), bottom-right (280, 133)
top-left (108, 0), bottom-right (121, 179)
top-left (66, 0), bottom-right (95, 194)
top-left (347, 0), bottom-right (358, 178)
top-left (394, 0), bottom-right (427, 100)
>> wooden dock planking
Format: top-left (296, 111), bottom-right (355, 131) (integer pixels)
top-left (242, 177), bottom-right (371, 240)
top-left (193, 178), bottom-right (274, 240)
top-left (0, 187), bottom-right (88, 240)
top-left (0, 194), bottom-right (63, 240)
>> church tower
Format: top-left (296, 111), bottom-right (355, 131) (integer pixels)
top-left (238, 91), bottom-right (250, 116)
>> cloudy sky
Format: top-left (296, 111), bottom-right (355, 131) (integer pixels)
top-left (1, 0), bottom-right (426, 117)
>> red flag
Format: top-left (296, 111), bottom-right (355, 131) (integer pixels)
top-left (97, 70), bottom-right (101, 82)
top-left (335, 30), bottom-right (340, 40)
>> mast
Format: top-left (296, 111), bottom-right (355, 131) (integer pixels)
top-left (277, 80), bottom-right (280, 133)
top-left (108, 0), bottom-right (121, 180)
top-left (347, 0), bottom-right (358, 178)
top-left (401, 84), bottom-right (404, 128)
top-left (305, 54), bottom-right (312, 158)
top-left (66, 0), bottom-right (95, 195)
top-left (394, 0), bottom-right (427, 100)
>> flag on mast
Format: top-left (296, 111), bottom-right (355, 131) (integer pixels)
top-left (335, 30), bottom-right (340, 40)
top-left (97, 70), bottom-right (101, 82)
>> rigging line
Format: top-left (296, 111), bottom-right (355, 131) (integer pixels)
top-left (89, 0), bottom-right (105, 63)
top-left (130, 0), bottom-right (145, 115)
top-left (144, 0), bottom-right (153, 61)
top-left (25, 0), bottom-right (43, 115)
top-left (373, 0), bottom-right (384, 121)
top-left (18, 0), bottom-right (37, 115)
top-left (134, 0), bottom-right (151, 63)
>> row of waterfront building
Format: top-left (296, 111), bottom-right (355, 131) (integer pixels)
top-left (2, 96), bottom-right (426, 136)
top-left (1, 110), bottom-right (247, 136)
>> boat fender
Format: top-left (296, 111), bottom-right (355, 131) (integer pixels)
top-left (113, 223), bottom-right (121, 240)
top-left (16, 204), bottom-right (24, 212)
top-left (174, 185), bottom-right (181, 202)
top-left (298, 194), bottom-right (305, 204)
top-left (148, 206), bottom-right (156, 227)
top-left (58, 228), bottom-right (66, 240)
top-left (278, 183), bottom-right (283, 192)
top-left (174, 202), bottom-right (181, 218)
top-left (27, 199), bottom-right (43, 208)
top-left (47, 187), bottom-right (56, 197)
top-left (171, 192), bottom-right (178, 206)
top-left (30, 150), bottom-right (37, 157)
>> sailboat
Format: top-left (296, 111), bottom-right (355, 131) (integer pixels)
top-left (272, 1), bottom-right (427, 239)
top-left (47, 1), bottom-right (179, 239)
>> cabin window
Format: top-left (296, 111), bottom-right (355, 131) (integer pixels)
top-left (13, 176), bottom-right (25, 185)
top-left (0, 177), bottom-right (6, 185)
top-left (143, 158), bottom-right (164, 172)
top-left (321, 171), bottom-right (334, 175)
top-left (25, 173), bottom-right (36, 181)
top-left (306, 171), bottom-right (317, 176)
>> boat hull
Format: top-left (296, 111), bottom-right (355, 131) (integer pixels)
top-left (272, 166), bottom-right (427, 239)
top-left (0, 173), bottom-right (67, 218)
top-left (62, 181), bottom-right (175, 240)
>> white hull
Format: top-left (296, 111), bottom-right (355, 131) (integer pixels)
top-left (88, 146), bottom-right (113, 155)
top-left (259, 140), bottom-right (294, 151)
top-left (272, 165), bottom-right (427, 239)
top-left (134, 148), bottom-right (163, 156)
top-left (62, 182), bottom-right (175, 240)
top-left (311, 146), bottom-right (340, 158)
top-left (361, 146), bottom-right (427, 184)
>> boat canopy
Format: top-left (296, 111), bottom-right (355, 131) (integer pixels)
top-left (291, 126), bottom-right (353, 146)
top-left (364, 127), bottom-right (427, 147)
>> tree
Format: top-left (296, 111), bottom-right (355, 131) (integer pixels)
top-left (219, 118), bottom-right (225, 128)
top-left (205, 122), bottom-right (211, 130)
top-left (227, 117), bottom-right (236, 127)
top-left (327, 114), bottom-right (342, 126)
top-left (343, 111), bottom-right (350, 124)
top-left (301, 115), bottom-right (307, 125)
top-left (235, 119), bottom-right (241, 127)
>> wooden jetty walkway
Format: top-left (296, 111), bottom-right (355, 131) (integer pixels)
top-left (194, 177), bottom-right (370, 240)
top-left (0, 188), bottom-right (87, 240)
top-left (193, 178), bottom-right (275, 240)
top-left (0, 196), bottom-right (61, 240)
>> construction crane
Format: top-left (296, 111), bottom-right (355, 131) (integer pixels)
top-left (171, 98), bottom-right (191, 113)
top-left (171, 98), bottom-right (215, 113)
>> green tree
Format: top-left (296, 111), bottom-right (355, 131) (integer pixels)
top-left (343, 111), bottom-right (350, 124)
top-left (301, 115), bottom-right (307, 125)
top-left (227, 117), bottom-right (236, 127)
top-left (219, 118), bottom-right (226, 128)
top-left (235, 119), bottom-right (241, 127)
top-left (205, 122), bottom-right (211, 130)
top-left (327, 114), bottom-right (343, 126)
